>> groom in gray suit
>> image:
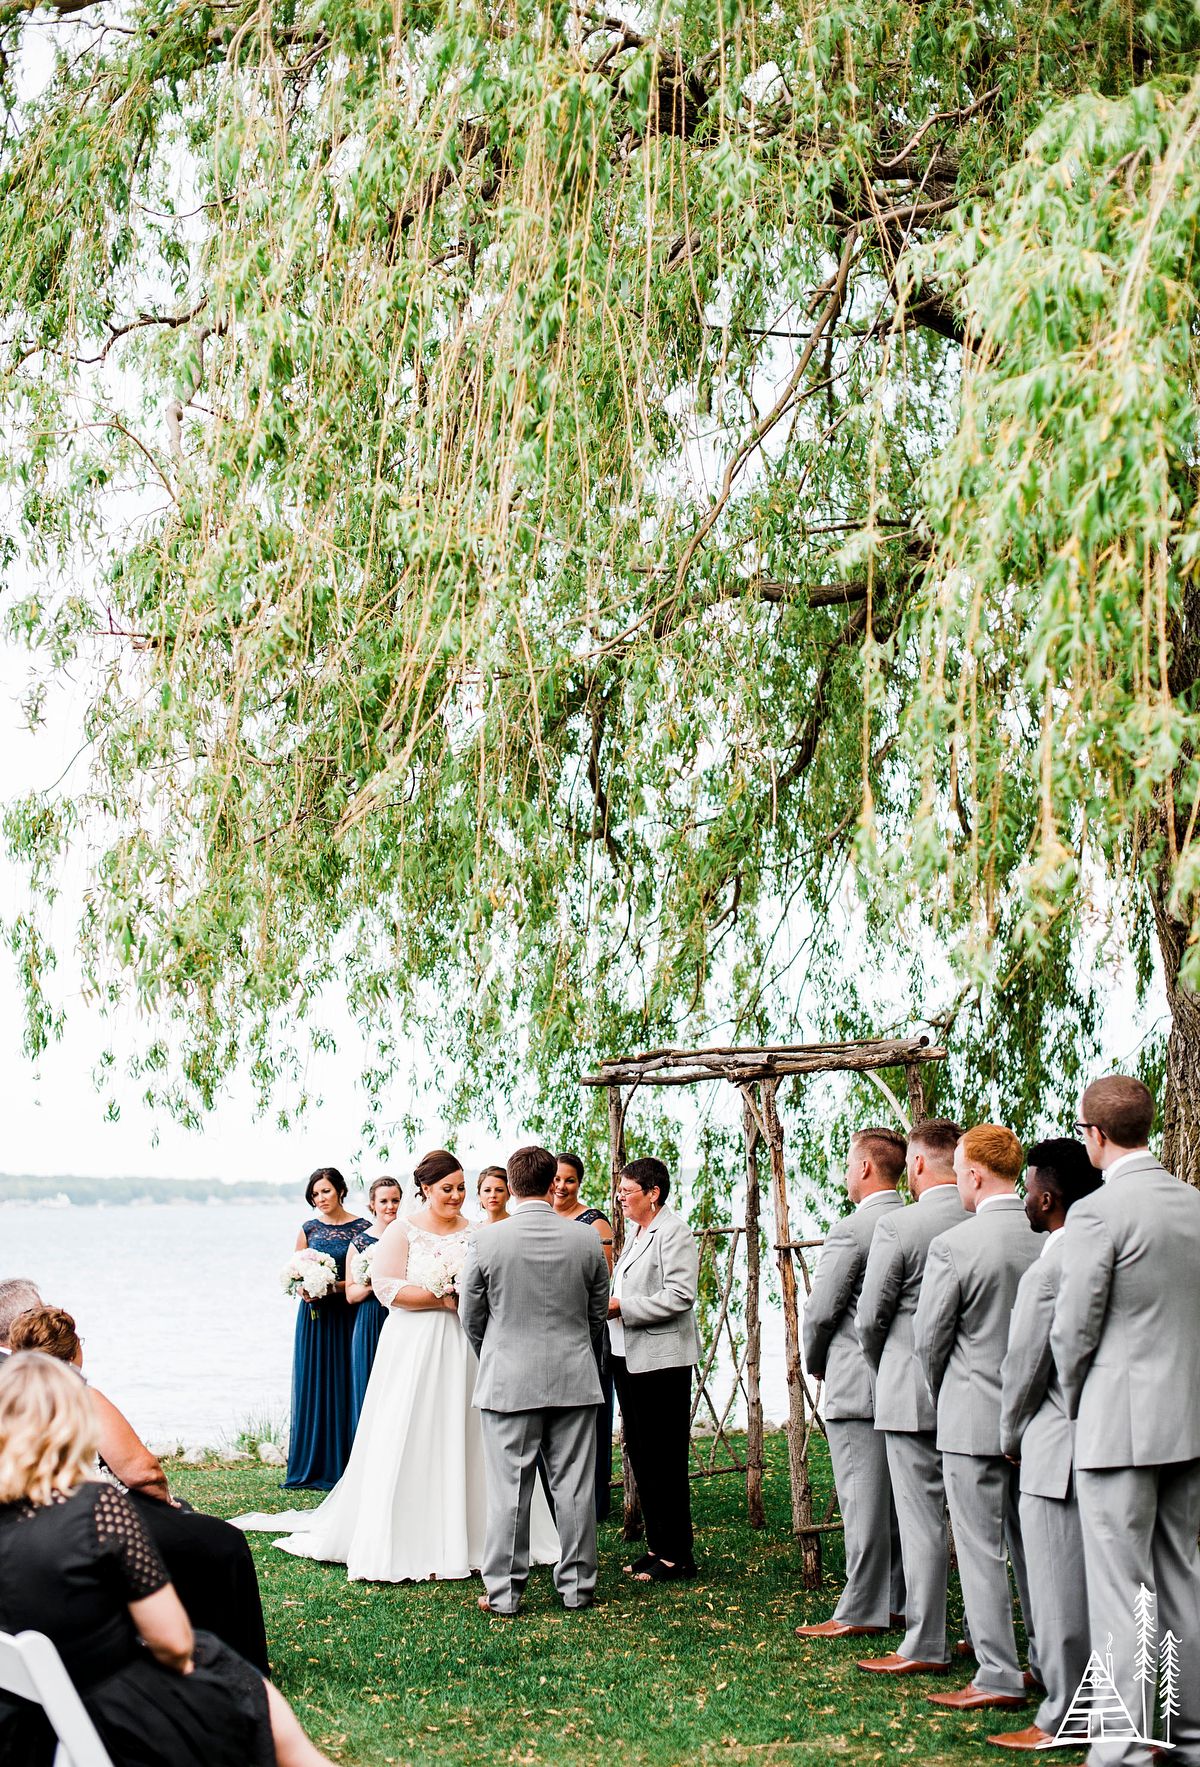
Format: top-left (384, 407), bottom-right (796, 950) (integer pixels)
top-left (1053, 1076), bottom-right (1200, 1767)
top-left (459, 1144), bottom-right (610, 1616)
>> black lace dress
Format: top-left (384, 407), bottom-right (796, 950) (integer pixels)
top-left (0, 1482), bottom-right (274, 1767)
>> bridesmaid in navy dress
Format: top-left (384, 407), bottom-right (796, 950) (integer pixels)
top-left (346, 1175), bottom-right (403, 1437)
top-left (285, 1168), bottom-right (370, 1490)
top-left (552, 1151), bottom-right (616, 1520)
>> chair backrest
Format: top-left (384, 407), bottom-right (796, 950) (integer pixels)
top-left (0, 1631), bottom-right (113, 1767)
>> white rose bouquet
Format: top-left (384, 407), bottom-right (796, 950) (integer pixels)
top-left (408, 1240), bottom-right (469, 1299)
top-left (348, 1243), bottom-right (375, 1288)
top-left (280, 1249), bottom-right (339, 1320)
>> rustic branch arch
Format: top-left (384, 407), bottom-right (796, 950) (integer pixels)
top-left (582, 1035), bottom-right (946, 1588)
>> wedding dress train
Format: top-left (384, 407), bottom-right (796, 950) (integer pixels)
top-left (274, 1221), bottom-right (560, 1582)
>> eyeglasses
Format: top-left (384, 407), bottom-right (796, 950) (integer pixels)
top-left (1073, 1122), bottom-right (1096, 1137)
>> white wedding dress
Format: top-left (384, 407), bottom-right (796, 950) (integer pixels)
top-left (274, 1218), bottom-right (560, 1582)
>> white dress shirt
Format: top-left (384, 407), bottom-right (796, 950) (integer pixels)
top-left (1041, 1223), bottom-right (1066, 1258)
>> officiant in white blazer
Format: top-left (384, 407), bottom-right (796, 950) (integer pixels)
top-left (608, 1157), bottom-right (701, 1583)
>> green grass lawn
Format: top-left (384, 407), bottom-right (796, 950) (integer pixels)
top-left (173, 1435), bottom-right (1068, 1767)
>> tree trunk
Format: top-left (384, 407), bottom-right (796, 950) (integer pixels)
top-left (1147, 871), bottom-right (1200, 1186)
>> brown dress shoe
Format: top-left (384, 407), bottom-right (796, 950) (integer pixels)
top-left (889, 1613), bottom-right (907, 1628)
top-left (477, 1595), bottom-right (518, 1618)
top-left (1022, 1670), bottom-right (1046, 1693)
top-left (856, 1651), bottom-right (952, 1675)
top-left (928, 1682), bottom-right (1028, 1711)
top-left (956, 1639), bottom-right (978, 1658)
top-left (795, 1619), bottom-right (885, 1638)
top-left (986, 1725), bottom-right (1056, 1750)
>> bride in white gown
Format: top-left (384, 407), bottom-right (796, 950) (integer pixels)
top-left (275, 1151), bottom-right (560, 1582)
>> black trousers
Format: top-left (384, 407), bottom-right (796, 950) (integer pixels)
top-left (611, 1356), bottom-right (695, 1565)
top-left (128, 1492), bottom-right (271, 1676)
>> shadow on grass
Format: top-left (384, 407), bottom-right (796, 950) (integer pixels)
top-left (173, 1435), bottom-right (1064, 1767)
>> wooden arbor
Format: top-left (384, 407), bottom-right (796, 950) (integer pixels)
top-left (581, 1035), bottom-right (946, 1587)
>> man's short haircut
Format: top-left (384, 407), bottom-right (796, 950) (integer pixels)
top-left (507, 1145), bottom-right (557, 1197)
top-left (907, 1118), bottom-right (963, 1168)
top-left (1026, 1139), bottom-right (1104, 1210)
top-left (1082, 1075), bottom-right (1154, 1148)
top-left (619, 1157), bottom-right (671, 1207)
top-left (959, 1124), bottom-right (1024, 1183)
top-left (0, 1281), bottom-right (42, 1347)
top-left (851, 1126), bottom-right (907, 1186)
top-left (555, 1151), bottom-right (585, 1182)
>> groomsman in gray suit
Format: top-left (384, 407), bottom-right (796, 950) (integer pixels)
top-left (797, 1126), bottom-right (907, 1638)
top-left (459, 1144), bottom-right (610, 1616)
top-left (1052, 1076), bottom-right (1200, 1767)
top-left (915, 1124), bottom-right (1040, 1712)
top-left (855, 1118), bottom-right (966, 1676)
top-left (989, 1138), bottom-right (1103, 1752)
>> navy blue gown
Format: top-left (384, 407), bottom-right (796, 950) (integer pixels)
top-left (349, 1228), bottom-right (389, 1437)
top-left (577, 1208), bottom-right (616, 1520)
top-left (285, 1215), bottom-right (370, 1490)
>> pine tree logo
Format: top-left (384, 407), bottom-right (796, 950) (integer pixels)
top-left (1054, 1590), bottom-right (1177, 1750)
top-left (1159, 1631), bottom-right (1181, 1748)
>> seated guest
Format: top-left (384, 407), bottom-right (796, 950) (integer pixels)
top-left (798, 1125), bottom-right (906, 1639)
top-left (0, 1351), bottom-right (333, 1767)
top-left (989, 1139), bottom-right (1102, 1753)
top-left (915, 1125), bottom-right (1041, 1714)
top-left (0, 1278), bottom-right (42, 1354)
top-left (607, 1158), bottom-right (701, 1581)
top-left (8, 1306), bottom-right (270, 1677)
top-left (477, 1165), bottom-right (511, 1224)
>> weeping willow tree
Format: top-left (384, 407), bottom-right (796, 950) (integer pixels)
top-left (902, 67), bottom-right (1200, 1177)
top-left (0, 0), bottom-right (1194, 1151)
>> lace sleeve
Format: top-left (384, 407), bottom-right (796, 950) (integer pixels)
top-left (371, 1217), bottom-right (411, 1308)
top-left (93, 1484), bottom-right (170, 1601)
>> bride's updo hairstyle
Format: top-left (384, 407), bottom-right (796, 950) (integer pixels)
top-left (0, 1352), bottom-right (98, 1506)
top-left (412, 1149), bottom-right (463, 1196)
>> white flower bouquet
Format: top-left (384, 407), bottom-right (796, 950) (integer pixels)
top-left (408, 1240), bottom-right (468, 1299)
top-left (280, 1249), bottom-right (339, 1319)
top-left (348, 1243), bottom-right (375, 1288)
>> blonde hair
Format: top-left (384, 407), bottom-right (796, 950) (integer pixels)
top-left (0, 1352), bottom-right (99, 1506)
top-left (959, 1124), bottom-right (1024, 1184)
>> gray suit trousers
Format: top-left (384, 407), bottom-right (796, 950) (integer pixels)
top-left (1076, 1461), bottom-right (1200, 1767)
top-left (826, 1419), bottom-right (904, 1626)
top-left (943, 1452), bottom-right (1024, 1696)
top-left (884, 1430), bottom-right (950, 1664)
top-left (479, 1406), bottom-right (598, 1613)
top-left (1019, 1485), bottom-right (1088, 1735)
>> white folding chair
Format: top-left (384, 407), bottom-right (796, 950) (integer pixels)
top-left (0, 1629), bottom-right (113, 1767)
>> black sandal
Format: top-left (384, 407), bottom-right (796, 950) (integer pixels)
top-left (638, 1558), bottom-right (699, 1582)
top-left (622, 1552), bottom-right (660, 1575)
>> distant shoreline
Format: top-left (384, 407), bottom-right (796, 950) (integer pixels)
top-left (0, 1174), bottom-right (373, 1207)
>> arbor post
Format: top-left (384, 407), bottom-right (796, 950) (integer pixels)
top-left (762, 1076), bottom-right (821, 1586)
top-left (904, 1060), bottom-right (928, 1128)
top-left (741, 1089), bottom-right (765, 1529)
top-left (607, 1084), bottom-right (641, 1540)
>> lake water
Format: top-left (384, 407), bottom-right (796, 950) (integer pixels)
top-left (0, 1201), bottom-right (793, 1445)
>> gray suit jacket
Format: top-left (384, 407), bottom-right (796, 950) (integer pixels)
top-left (1000, 1235), bottom-right (1072, 1498)
top-left (803, 1190), bottom-right (905, 1420)
top-left (610, 1208), bottom-right (701, 1373)
top-left (914, 1194), bottom-right (1040, 1456)
top-left (1051, 1152), bottom-right (1200, 1469)
top-left (459, 1202), bottom-right (609, 1411)
top-left (856, 1182), bottom-right (967, 1433)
